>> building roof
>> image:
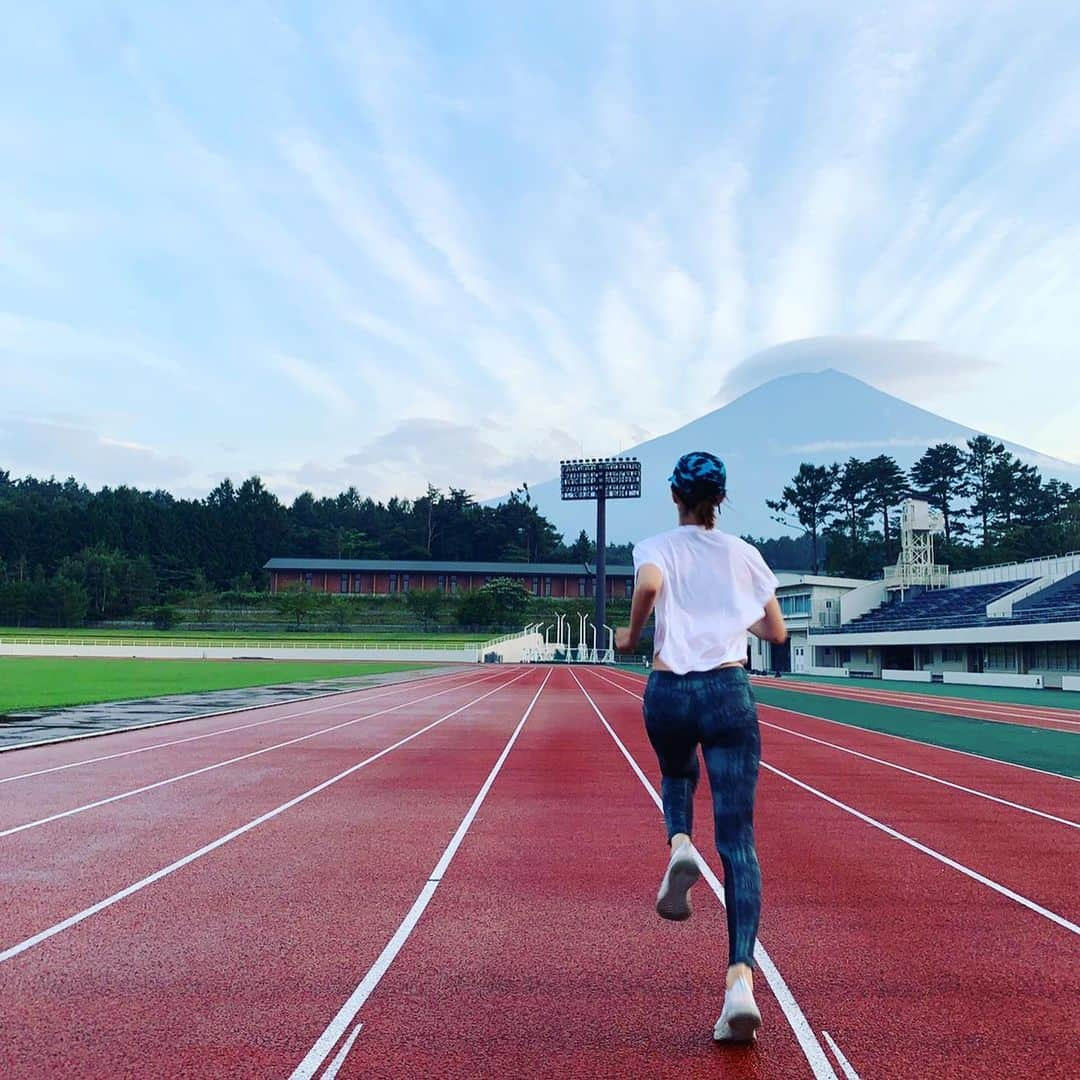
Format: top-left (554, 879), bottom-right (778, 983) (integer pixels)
top-left (774, 573), bottom-right (873, 589)
top-left (264, 557), bottom-right (636, 576)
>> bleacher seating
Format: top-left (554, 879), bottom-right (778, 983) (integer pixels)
top-left (832, 580), bottom-right (1037, 633)
top-left (1011, 576), bottom-right (1080, 624)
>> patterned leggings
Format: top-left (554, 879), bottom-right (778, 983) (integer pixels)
top-left (643, 666), bottom-right (762, 968)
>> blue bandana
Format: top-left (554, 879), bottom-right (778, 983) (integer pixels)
top-left (668, 451), bottom-right (727, 498)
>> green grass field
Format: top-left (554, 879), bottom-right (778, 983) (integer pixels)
top-left (0, 657), bottom-right (435, 713)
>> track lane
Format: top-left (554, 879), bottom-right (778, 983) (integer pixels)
top-left (0, 670), bottom-right (526, 947)
top-left (749, 676), bottom-right (1080, 732)
top-left (593, 670), bottom-right (1078, 927)
top-left (0, 667), bottom-right (478, 784)
top-left (326, 666), bottom-right (825, 1080)
top-left (0, 669), bottom-right (547, 1079)
top-left (0, 669), bottom-right (505, 834)
top-left (580, 669), bottom-right (1080, 1078)
top-left (605, 668), bottom-right (1080, 817)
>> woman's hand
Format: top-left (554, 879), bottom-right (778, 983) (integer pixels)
top-left (615, 626), bottom-right (635, 652)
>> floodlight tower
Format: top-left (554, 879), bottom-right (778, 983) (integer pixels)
top-left (560, 457), bottom-right (642, 651)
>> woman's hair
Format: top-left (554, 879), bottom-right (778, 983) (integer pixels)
top-left (672, 484), bottom-right (726, 530)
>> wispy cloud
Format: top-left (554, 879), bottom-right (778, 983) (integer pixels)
top-left (1, 1), bottom-right (1078, 504)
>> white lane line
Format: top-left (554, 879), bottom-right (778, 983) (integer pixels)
top-left (605, 667), bottom-right (1080, 784)
top-left (320, 1023), bottom-right (363, 1080)
top-left (822, 1031), bottom-right (861, 1080)
top-left (763, 761), bottom-right (1080, 935)
top-left (1, 671), bottom-right (506, 838)
top-left (0, 668), bottom-right (475, 783)
top-left (756, 716), bottom-right (1079, 828)
top-left (290, 670), bottom-right (552, 1080)
top-left (0, 669), bottom-right (533, 966)
top-left (587, 669), bottom-right (1080, 935)
top-left (568, 669), bottom-right (839, 1080)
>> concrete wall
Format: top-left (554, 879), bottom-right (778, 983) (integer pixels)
top-left (805, 666), bottom-right (849, 678)
top-left (839, 580), bottom-right (888, 625)
top-left (480, 632), bottom-right (544, 663)
top-left (1062, 676), bottom-right (1080, 692)
top-left (943, 671), bottom-right (1043, 689)
top-left (883, 668), bottom-right (932, 682)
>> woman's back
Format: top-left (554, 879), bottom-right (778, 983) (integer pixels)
top-left (632, 526), bottom-right (777, 675)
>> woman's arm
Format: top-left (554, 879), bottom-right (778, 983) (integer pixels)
top-left (615, 563), bottom-right (662, 651)
top-left (748, 596), bottom-right (787, 645)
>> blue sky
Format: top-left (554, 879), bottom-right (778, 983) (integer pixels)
top-left (3, 1), bottom-right (1079, 502)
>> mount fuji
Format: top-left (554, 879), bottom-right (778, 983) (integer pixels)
top-left (516, 369), bottom-right (1080, 545)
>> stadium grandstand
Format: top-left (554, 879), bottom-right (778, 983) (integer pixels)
top-left (754, 497), bottom-right (1080, 690)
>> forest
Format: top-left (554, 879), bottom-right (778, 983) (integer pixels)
top-left (2, 433), bottom-right (1077, 627)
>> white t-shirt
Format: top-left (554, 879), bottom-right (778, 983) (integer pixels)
top-left (632, 527), bottom-right (779, 675)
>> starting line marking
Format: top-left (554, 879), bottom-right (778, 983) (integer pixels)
top-left (822, 1031), bottom-right (861, 1080)
top-left (569, 669), bottom-right (841, 1080)
top-left (289, 670), bottom-right (552, 1080)
top-left (0, 669), bottom-right (531, 967)
top-left (589, 668), bottom-right (1080, 936)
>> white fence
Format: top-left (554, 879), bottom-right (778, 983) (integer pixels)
top-left (804, 666), bottom-right (849, 678)
top-left (0, 641), bottom-right (482, 663)
top-left (949, 552), bottom-right (1080, 588)
top-left (0, 629), bottom-right (540, 665)
top-left (882, 669), bottom-right (932, 682)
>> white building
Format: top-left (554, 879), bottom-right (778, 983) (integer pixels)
top-left (758, 500), bottom-right (1080, 690)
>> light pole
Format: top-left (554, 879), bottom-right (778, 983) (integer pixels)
top-left (560, 457), bottom-right (641, 661)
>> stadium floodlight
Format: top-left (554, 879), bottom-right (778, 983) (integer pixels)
top-left (560, 457), bottom-right (642, 652)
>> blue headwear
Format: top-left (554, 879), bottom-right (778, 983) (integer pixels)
top-left (668, 451), bottom-right (727, 499)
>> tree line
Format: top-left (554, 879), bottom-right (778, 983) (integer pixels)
top-left (0, 470), bottom-right (631, 626)
top-left (766, 437), bottom-right (1080, 577)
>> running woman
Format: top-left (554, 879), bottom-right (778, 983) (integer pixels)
top-left (615, 451), bottom-right (787, 1043)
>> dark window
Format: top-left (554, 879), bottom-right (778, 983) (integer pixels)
top-left (531, 576), bottom-right (539, 595)
top-left (354, 576), bottom-right (362, 594)
top-left (389, 574), bottom-right (398, 594)
top-left (544, 576), bottom-right (552, 597)
top-left (578, 576), bottom-right (587, 597)
top-left (339, 573), bottom-right (349, 593)
top-left (624, 578), bottom-right (633, 598)
top-left (450, 574), bottom-right (458, 594)
top-left (484, 575), bottom-right (493, 584)
top-left (304, 573), bottom-right (313, 587)
top-left (437, 574), bottom-right (446, 591)
top-left (402, 574), bottom-right (410, 593)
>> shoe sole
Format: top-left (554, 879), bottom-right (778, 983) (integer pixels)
top-left (723, 1012), bottom-right (761, 1043)
top-left (656, 858), bottom-right (701, 921)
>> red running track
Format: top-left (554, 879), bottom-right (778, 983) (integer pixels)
top-left (2, 665), bottom-right (1078, 1078)
top-left (749, 675), bottom-right (1080, 733)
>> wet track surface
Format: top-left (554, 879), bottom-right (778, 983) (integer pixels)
top-left (0, 667), bottom-right (458, 750)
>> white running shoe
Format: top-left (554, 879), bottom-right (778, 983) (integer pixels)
top-left (655, 843), bottom-right (701, 921)
top-left (713, 976), bottom-right (762, 1043)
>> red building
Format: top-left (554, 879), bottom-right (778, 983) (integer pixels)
top-left (264, 558), bottom-right (635, 600)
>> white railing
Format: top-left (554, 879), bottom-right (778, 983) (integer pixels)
top-left (883, 564), bottom-right (950, 590)
top-left (0, 636), bottom-right (483, 651)
top-left (949, 551), bottom-right (1080, 587)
